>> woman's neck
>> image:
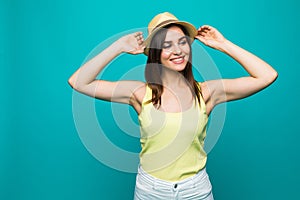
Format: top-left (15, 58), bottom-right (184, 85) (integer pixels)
top-left (160, 67), bottom-right (187, 89)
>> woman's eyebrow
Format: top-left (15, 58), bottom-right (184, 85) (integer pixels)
top-left (164, 36), bottom-right (187, 43)
top-left (163, 41), bottom-right (172, 44)
top-left (179, 36), bottom-right (188, 41)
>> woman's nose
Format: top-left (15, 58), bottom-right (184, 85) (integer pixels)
top-left (172, 44), bottom-right (182, 55)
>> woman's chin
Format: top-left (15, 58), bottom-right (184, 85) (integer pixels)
top-left (162, 62), bottom-right (187, 72)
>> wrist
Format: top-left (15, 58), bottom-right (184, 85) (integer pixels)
top-left (218, 39), bottom-right (232, 53)
top-left (112, 39), bottom-right (126, 54)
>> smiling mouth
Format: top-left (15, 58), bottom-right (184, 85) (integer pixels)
top-left (170, 56), bottom-right (185, 64)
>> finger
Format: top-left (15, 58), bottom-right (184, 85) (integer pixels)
top-left (138, 40), bottom-right (144, 45)
top-left (135, 31), bottom-right (143, 37)
top-left (199, 28), bottom-right (208, 33)
top-left (199, 27), bottom-right (211, 33)
top-left (197, 31), bottom-right (206, 36)
top-left (201, 25), bottom-right (211, 29)
top-left (136, 34), bottom-right (144, 41)
top-left (198, 27), bottom-right (209, 33)
top-left (137, 36), bottom-right (144, 42)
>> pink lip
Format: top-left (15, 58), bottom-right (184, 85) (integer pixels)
top-left (170, 56), bottom-right (185, 64)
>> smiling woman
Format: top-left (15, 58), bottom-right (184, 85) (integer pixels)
top-left (68, 12), bottom-right (277, 200)
top-left (160, 26), bottom-right (190, 71)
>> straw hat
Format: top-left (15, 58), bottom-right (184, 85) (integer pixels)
top-left (144, 12), bottom-right (198, 56)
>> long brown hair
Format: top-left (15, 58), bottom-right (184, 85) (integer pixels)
top-left (145, 24), bottom-right (202, 108)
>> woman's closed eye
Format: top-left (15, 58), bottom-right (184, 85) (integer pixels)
top-left (162, 37), bottom-right (188, 49)
top-left (162, 42), bottom-right (172, 49)
top-left (178, 38), bottom-right (187, 46)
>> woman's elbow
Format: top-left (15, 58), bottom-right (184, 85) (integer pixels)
top-left (270, 70), bottom-right (278, 83)
top-left (264, 70), bottom-right (278, 86)
top-left (68, 76), bottom-right (82, 90)
top-left (68, 77), bottom-right (75, 89)
top-left (68, 77), bottom-right (89, 94)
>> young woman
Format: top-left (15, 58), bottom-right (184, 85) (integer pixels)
top-left (68, 12), bottom-right (277, 200)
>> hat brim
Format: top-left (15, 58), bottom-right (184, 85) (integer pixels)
top-left (143, 21), bottom-right (198, 56)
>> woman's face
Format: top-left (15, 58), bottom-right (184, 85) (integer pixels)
top-left (160, 26), bottom-right (190, 72)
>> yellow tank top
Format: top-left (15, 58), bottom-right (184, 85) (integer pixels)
top-left (138, 82), bottom-right (208, 182)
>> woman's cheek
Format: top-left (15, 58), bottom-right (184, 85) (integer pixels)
top-left (161, 51), bottom-right (171, 60)
top-left (183, 46), bottom-right (190, 55)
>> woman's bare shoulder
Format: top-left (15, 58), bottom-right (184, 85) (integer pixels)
top-left (198, 81), bottom-right (210, 101)
top-left (131, 81), bottom-right (147, 105)
top-left (129, 81), bottom-right (147, 115)
top-left (198, 81), bottom-right (214, 116)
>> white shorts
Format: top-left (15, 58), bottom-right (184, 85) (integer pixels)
top-left (134, 165), bottom-right (214, 200)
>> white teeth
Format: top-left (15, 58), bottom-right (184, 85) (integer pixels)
top-left (171, 57), bottom-right (183, 62)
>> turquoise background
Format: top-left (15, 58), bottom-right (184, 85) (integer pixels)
top-left (1, 0), bottom-right (299, 199)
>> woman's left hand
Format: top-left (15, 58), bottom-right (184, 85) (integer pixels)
top-left (195, 25), bottom-right (226, 51)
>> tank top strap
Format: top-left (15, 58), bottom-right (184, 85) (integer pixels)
top-left (142, 84), bottom-right (152, 105)
top-left (196, 82), bottom-right (207, 114)
top-left (196, 81), bottom-right (202, 92)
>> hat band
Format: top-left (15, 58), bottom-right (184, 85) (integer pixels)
top-left (151, 19), bottom-right (178, 33)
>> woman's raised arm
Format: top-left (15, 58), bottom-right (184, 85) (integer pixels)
top-left (195, 25), bottom-right (278, 106)
top-left (68, 32), bottom-right (145, 104)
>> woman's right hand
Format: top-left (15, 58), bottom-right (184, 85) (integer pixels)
top-left (117, 32), bottom-right (145, 54)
